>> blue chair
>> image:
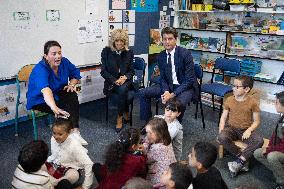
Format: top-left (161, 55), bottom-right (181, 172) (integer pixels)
top-left (201, 57), bottom-right (241, 125)
top-left (105, 57), bottom-right (146, 126)
top-left (133, 57), bottom-right (147, 90)
top-left (15, 64), bottom-right (52, 140)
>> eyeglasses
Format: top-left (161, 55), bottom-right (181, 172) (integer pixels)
top-left (232, 85), bottom-right (246, 89)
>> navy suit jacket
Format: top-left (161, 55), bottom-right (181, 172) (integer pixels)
top-left (158, 46), bottom-right (197, 97)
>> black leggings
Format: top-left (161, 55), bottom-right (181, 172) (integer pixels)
top-left (32, 90), bottom-right (80, 128)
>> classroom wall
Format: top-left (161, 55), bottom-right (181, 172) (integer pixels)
top-left (109, 0), bottom-right (173, 55)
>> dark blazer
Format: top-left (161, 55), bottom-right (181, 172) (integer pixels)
top-left (158, 46), bottom-right (198, 97)
top-left (100, 47), bottom-right (135, 95)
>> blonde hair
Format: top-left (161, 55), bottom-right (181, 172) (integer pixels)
top-left (109, 29), bottom-right (129, 51)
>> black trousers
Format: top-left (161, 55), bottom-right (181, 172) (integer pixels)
top-left (32, 90), bottom-right (80, 128)
top-left (111, 82), bottom-right (131, 115)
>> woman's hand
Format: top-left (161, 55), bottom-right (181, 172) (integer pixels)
top-left (63, 84), bottom-right (76, 92)
top-left (52, 106), bottom-right (70, 119)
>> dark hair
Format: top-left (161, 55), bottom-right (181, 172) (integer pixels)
top-left (105, 128), bottom-right (140, 172)
top-left (170, 162), bottom-right (193, 189)
top-left (18, 140), bottom-right (49, 173)
top-left (235, 75), bottom-right (254, 90)
top-left (125, 177), bottom-right (154, 189)
top-left (194, 142), bottom-right (217, 169)
top-left (44, 40), bottom-right (61, 55)
top-left (165, 98), bottom-right (182, 113)
top-left (161, 27), bottom-right (178, 39)
top-left (147, 117), bottom-right (171, 145)
top-left (276, 91), bottom-right (284, 107)
top-left (52, 118), bottom-right (73, 133)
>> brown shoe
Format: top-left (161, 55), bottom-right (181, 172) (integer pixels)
top-left (123, 112), bottom-right (130, 122)
top-left (116, 115), bottom-right (123, 129)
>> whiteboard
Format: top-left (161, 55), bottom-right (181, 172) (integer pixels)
top-left (0, 0), bottom-right (108, 79)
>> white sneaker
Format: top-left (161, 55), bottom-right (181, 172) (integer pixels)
top-left (71, 130), bottom-right (88, 145)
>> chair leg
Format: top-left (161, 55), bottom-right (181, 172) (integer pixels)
top-left (195, 102), bottom-right (198, 119)
top-left (155, 100), bottom-right (159, 115)
top-left (15, 102), bottom-right (19, 137)
top-left (105, 97), bottom-right (109, 122)
top-left (218, 99), bottom-right (223, 126)
top-left (212, 94), bottom-right (215, 111)
top-left (32, 110), bottom-right (38, 140)
top-left (47, 114), bottom-right (53, 127)
top-left (199, 100), bottom-right (205, 129)
top-left (219, 145), bottom-right (224, 159)
top-left (130, 100), bottom-right (133, 127)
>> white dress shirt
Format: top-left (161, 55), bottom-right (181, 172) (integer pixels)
top-left (47, 135), bottom-right (93, 189)
top-left (167, 47), bottom-right (179, 85)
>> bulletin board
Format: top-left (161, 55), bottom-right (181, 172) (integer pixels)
top-left (0, 0), bottom-right (109, 79)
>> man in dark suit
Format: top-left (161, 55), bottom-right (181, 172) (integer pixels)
top-left (139, 27), bottom-right (197, 122)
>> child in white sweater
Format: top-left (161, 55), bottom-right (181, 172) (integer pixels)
top-left (155, 98), bottom-right (183, 161)
top-left (46, 118), bottom-right (94, 189)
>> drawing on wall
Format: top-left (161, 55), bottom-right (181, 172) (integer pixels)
top-left (123, 23), bottom-right (135, 35)
top-left (109, 10), bottom-right (122, 23)
top-left (13, 11), bottom-right (31, 30)
top-left (109, 23), bottom-right (123, 35)
top-left (129, 35), bottom-right (135, 46)
top-left (86, 0), bottom-right (98, 15)
top-left (123, 10), bottom-right (135, 23)
top-left (131, 0), bottom-right (158, 12)
top-left (13, 12), bottom-right (30, 21)
top-left (149, 29), bottom-right (164, 54)
top-left (78, 19), bottom-right (102, 44)
top-left (46, 10), bottom-right (60, 21)
top-left (159, 15), bottom-right (170, 29)
top-left (112, 0), bottom-right (126, 9)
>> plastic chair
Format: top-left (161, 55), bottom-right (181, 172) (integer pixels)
top-left (15, 64), bottom-right (52, 140)
top-left (201, 57), bottom-right (241, 125)
top-left (133, 57), bottom-right (147, 90)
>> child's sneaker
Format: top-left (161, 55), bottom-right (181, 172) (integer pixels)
top-left (275, 184), bottom-right (284, 189)
top-left (228, 161), bottom-right (243, 177)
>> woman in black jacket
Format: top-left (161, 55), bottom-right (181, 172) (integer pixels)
top-left (100, 29), bottom-right (134, 132)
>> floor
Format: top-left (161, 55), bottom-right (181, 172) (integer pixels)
top-left (0, 98), bottom-right (280, 189)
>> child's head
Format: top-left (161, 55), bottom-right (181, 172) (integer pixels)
top-left (105, 128), bottom-right (141, 172)
top-left (145, 117), bottom-right (171, 145)
top-left (233, 75), bottom-right (254, 97)
top-left (18, 140), bottom-right (49, 173)
top-left (52, 118), bottom-right (73, 144)
top-left (276, 91), bottom-right (284, 113)
top-left (164, 98), bottom-right (182, 123)
top-left (160, 162), bottom-right (193, 189)
top-left (124, 177), bottom-right (154, 189)
top-left (188, 142), bottom-right (217, 171)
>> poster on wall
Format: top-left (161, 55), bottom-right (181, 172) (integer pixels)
top-left (12, 11), bottom-right (31, 30)
top-left (123, 23), bottom-right (135, 35)
top-left (78, 19), bottom-right (102, 43)
top-left (109, 10), bottom-right (122, 22)
top-left (131, 0), bottom-right (158, 12)
top-left (46, 10), bottom-right (60, 21)
top-left (123, 10), bottom-right (135, 23)
top-left (109, 23), bottom-right (123, 35)
top-left (112, 0), bottom-right (126, 9)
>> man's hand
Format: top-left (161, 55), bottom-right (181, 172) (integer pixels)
top-left (115, 75), bottom-right (127, 86)
top-left (161, 91), bottom-right (175, 104)
top-left (242, 128), bottom-right (252, 140)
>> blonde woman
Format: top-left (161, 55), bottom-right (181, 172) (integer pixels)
top-left (100, 29), bottom-right (134, 132)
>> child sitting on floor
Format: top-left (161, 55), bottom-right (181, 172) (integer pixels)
top-left (217, 75), bottom-right (263, 177)
top-left (155, 98), bottom-right (183, 161)
top-left (143, 117), bottom-right (177, 188)
top-left (11, 140), bottom-right (52, 189)
top-left (93, 128), bottom-right (147, 189)
top-left (188, 142), bottom-right (228, 189)
top-left (123, 177), bottom-right (154, 189)
top-left (160, 162), bottom-right (193, 189)
top-left (254, 91), bottom-right (284, 189)
top-left (46, 118), bottom-right (94, 189)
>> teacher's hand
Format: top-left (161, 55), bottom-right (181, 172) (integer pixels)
top-left (63, 84), bottom-right (75, 92)
top-left (52, 106), bottom-right (70, 119)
